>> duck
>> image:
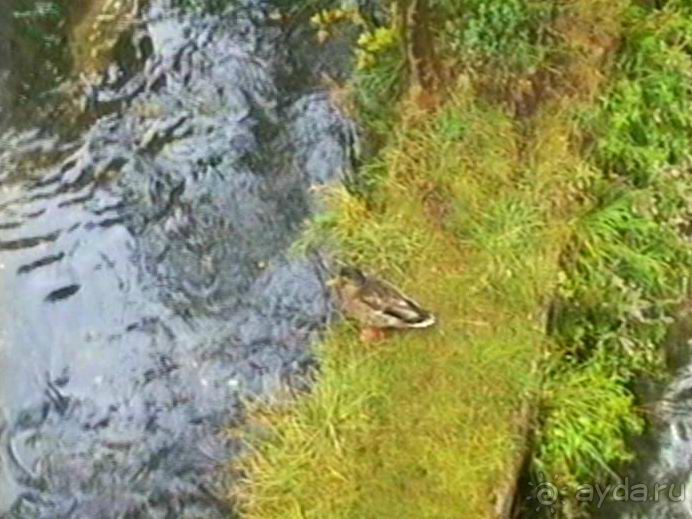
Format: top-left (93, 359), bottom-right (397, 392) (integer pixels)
top-left (329, 266), bottom-right (435, 341)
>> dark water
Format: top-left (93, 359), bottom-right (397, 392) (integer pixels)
top-left (0, 1), bottom-right (356, 516)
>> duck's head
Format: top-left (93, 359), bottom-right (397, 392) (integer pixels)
top-left (327, 265), bottom-right (366, 292)
top-left (337, 266), bottom-right (366, 285)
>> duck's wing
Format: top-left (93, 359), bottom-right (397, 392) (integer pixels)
top-left (360, 280), bottom-right (435, 328)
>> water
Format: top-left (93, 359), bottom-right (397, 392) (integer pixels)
top-left (0, 1), bottom-right (356, 516)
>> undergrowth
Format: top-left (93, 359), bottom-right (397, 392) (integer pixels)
top-left (536, 0), bottom-right (692, 503)
top-left (438, 0), bottom-right (554, 73)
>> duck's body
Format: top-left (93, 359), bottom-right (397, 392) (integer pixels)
top-left (330, 267), bottom-right (435, 335)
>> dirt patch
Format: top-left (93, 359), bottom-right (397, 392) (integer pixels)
top-left (421, 181), bottom-right (454, 230)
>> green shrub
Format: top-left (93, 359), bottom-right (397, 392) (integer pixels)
top-left (588, 2), bottom-right (692, 185)
top-left (553, 176), bottom-right (692, 372)
top-left (352, 22), bottom-right (405, 134)
top-left (537, 357), bottom-right (644, 490)
top-left (437, 0), bottom-right (553, 72)
top-left (537, 1), bottom-right (692, 499)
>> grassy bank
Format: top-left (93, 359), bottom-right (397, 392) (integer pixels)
top-left (233, 93), bottom-right (580, 516)
top-left (231, 1), bottom-right (692, 517)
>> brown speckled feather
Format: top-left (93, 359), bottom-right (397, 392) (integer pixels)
top-left (333, 267), bottom-right (435, 329)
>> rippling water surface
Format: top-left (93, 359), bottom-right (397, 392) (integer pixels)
top-left (0, 1), bottom-right (355, 516)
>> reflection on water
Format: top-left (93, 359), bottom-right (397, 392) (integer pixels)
top-left (0, 1), bottom-right (356, 516)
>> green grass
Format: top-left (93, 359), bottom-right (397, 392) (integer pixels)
top-left (536, 0), bottom-right (692, 498)
top-left (231, 1), bottom-right (692, 517)
top-left (232, 85), bottom-right (586, 516)
top-left (537, 355), bottom-right (644, 484)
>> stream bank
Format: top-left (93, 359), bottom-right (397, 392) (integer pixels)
top-left (233, 1), bottom-right (692, 518)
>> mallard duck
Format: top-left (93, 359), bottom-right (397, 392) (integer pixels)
top-left (329, 266), bottom-right (435, 340)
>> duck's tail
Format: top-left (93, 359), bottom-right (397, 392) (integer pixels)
top-left (392, 301), bottom-right (436, 328)
top-left (406, 312), bottom-right (436, 328)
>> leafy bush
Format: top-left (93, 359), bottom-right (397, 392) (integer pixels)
top-left (438, 0), bottom-right (553, 71)
top-left (7, 0), bottom-right (72, 108)
top-left (537, 357), bottom-right (644, 489)
top-left (352, 27), bottom-right (404, 133)
top-left (554, 175), bottom-right (692, 372)
top-left (588, 2), bottom-right (692, 185)
top-left (537, 1), bottom-right (692, 500)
